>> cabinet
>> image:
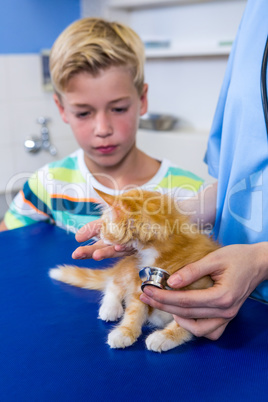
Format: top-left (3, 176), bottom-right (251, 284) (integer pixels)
top-left (107, 0), bottom-right (244, 58)
top-left (143, 41), bottom-right (232, 59)
top-left (109, 0), bottom-right (234, 10)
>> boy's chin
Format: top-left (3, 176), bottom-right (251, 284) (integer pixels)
top-left (84, 153), bottom-right (125, 171)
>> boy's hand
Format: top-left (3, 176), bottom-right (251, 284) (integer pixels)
top-left (72, 219), bottom-right (135, 261)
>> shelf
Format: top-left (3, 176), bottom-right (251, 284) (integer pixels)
top-left (138, 127), bottom-right (209, 137)
top-left (109, 0), bottom-right (229, 10)
top-left (145, 41), bottom-right (233, 58)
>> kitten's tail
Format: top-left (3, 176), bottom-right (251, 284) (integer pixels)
top-left (49, 265), bottom-right (113, 290)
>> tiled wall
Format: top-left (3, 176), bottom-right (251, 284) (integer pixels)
top-left (1, 54), bottom-right (79, 178)
top-left (0, 55), bottom-right (78, 214)
top-left (0, 0), bottom-right (81, 218)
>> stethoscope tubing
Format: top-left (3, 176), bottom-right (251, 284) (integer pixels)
top-left (261, 35), bottom-right (268, 136)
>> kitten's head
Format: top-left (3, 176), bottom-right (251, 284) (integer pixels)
top-left (96, 188), bottom-right (183, 248)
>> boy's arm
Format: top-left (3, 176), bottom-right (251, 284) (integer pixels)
top-left (72, 219), bottom-right (134, 260)
top-left (0, 220), bottom-right (8, 231)
top-left (4, 173), bottom-right (53, 231)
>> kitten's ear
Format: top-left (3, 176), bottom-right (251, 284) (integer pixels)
top-left (94, 188), bottom-right (123, 220)
top-left (94, 188), bottom-right (116, 206)
top-left (94, 188), bottom-right (135, 220)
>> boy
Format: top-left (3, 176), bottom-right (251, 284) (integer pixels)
top-left (0, 18), bottom-right (203, 233)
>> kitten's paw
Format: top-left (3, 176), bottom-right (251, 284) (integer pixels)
top-left (107, 327), bottom-right (136, 349)
top-left (98, 302), bottom-right (124, 322)
top-left (145, 330), bottom-right (193, 352)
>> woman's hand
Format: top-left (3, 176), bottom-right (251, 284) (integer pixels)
top-left (72, 218), bottom-right (135, 260)
top-left (140, 243), bottom-right (268, 340)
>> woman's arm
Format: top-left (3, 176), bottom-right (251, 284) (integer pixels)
top-left (178, 181), bottom-right (217, 227)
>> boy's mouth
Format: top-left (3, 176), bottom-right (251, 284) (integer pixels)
top-left (95, 145), bottom-right (117, 154)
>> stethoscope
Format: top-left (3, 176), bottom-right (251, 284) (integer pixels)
top-left (261, 35), bottom-right (268, 135)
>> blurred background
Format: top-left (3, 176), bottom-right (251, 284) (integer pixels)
top-left (0, 0), bottom-right (247, 219)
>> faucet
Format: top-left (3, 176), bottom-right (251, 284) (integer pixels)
top-left (24, 116), bottom-right (57, 156)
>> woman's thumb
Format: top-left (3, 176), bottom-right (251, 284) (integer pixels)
top-left (167, 257), bottom-right (210, 288)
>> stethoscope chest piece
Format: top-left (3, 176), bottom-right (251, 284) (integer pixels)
top-left (139, 267), bottom-right (172, 291)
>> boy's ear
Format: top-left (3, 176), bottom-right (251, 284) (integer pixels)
top-left (140, 83), bottom-right (148, 116)
top-left (53, 93), bottom-right (69, 124)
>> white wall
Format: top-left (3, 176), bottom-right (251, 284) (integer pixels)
top-left (0, 0), bottom-right (83, 218)
top-left (85, 0), bottom-right (246, 181)
top-left (0, 0), bottom-right (103, 219)
top-left (128, 0), bottom-right (246, 131)
top-left (0, 54), bottom-right (78, 217)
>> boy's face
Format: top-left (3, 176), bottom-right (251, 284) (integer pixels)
top-left (54, 66), bottom-right (148, 172)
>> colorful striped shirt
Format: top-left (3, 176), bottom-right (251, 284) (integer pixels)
top-left (4, 149), bottom-right (204, 233)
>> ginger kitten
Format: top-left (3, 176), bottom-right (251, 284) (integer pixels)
top-left (50, 189), bottom-right (219, 352)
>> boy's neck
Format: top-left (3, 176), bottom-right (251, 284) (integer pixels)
top-left (83, 148), bottom-right (161, 190)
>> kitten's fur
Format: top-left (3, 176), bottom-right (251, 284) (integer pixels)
top-left (50, 189), bottom-right (219, 352)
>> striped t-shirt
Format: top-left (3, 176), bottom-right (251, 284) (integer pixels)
top-left (4, 149), bottom-right (204, 233)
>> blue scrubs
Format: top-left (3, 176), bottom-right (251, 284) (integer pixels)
top-left (205, 0), bottom-right (268, 302)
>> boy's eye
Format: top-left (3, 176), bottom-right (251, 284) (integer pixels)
top-left (112, 107), bottom-right (128, 113)
top-left (76, 111), bottom-right (90, 118)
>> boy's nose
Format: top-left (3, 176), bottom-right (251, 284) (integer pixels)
top-left (95, 112), bottom-right (112, 137)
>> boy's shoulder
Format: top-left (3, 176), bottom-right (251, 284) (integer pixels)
top-left (32, 148), bottom-right (86, 185)
top-left (160, 159), bottom-right (203, 181)
top-left (47, 149), bottom-right (82, 170)
top-left (155, 158), bottom-right (204, 194)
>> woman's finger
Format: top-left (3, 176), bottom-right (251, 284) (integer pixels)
top-left (173, 315), bottom-right (229, 339)
top-left (140, 291), bottom-right (236, 319)
top-left (141, 284), bottom-right (224, 309)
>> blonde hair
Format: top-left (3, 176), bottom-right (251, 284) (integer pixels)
top-left (50, 18), bottom-right (145, 96)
